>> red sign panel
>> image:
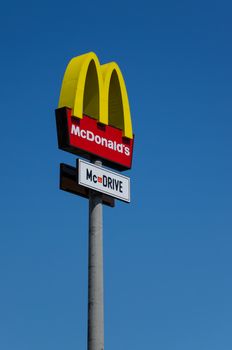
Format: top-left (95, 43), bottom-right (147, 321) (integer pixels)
top-left (56, 108), bottom-right (134, 170)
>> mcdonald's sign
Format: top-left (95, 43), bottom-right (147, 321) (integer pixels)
top-left (56, 52), bottom-right (134, 170)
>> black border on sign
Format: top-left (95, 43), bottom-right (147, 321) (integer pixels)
top-left (77, 159), bottom-right (130, 203)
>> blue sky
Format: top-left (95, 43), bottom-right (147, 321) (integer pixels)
top-left (0, 0), bottom-right (232, 349)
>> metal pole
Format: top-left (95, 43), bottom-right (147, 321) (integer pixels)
top-left (88, 159), bottom-right (104, 350)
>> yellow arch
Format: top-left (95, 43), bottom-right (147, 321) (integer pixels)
top-left (101, 62), bottom-right (133, 139)
top-left (58, 52), bottom-right (133, 139)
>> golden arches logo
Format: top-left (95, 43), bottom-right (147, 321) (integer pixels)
top-left (58, 52), bottom-right (133, 139)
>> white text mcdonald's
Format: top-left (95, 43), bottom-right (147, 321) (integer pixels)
top-left (56, 52), bottom-right (134, 170)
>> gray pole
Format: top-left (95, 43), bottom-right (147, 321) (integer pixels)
top-left (88, 159), bottom-right (104, 350)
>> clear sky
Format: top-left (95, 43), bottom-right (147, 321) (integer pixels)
top-left (0, 1), bottom-right (232, 349)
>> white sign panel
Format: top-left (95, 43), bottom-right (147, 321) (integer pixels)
top-left (78, 159), bottom-right (130, 203)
